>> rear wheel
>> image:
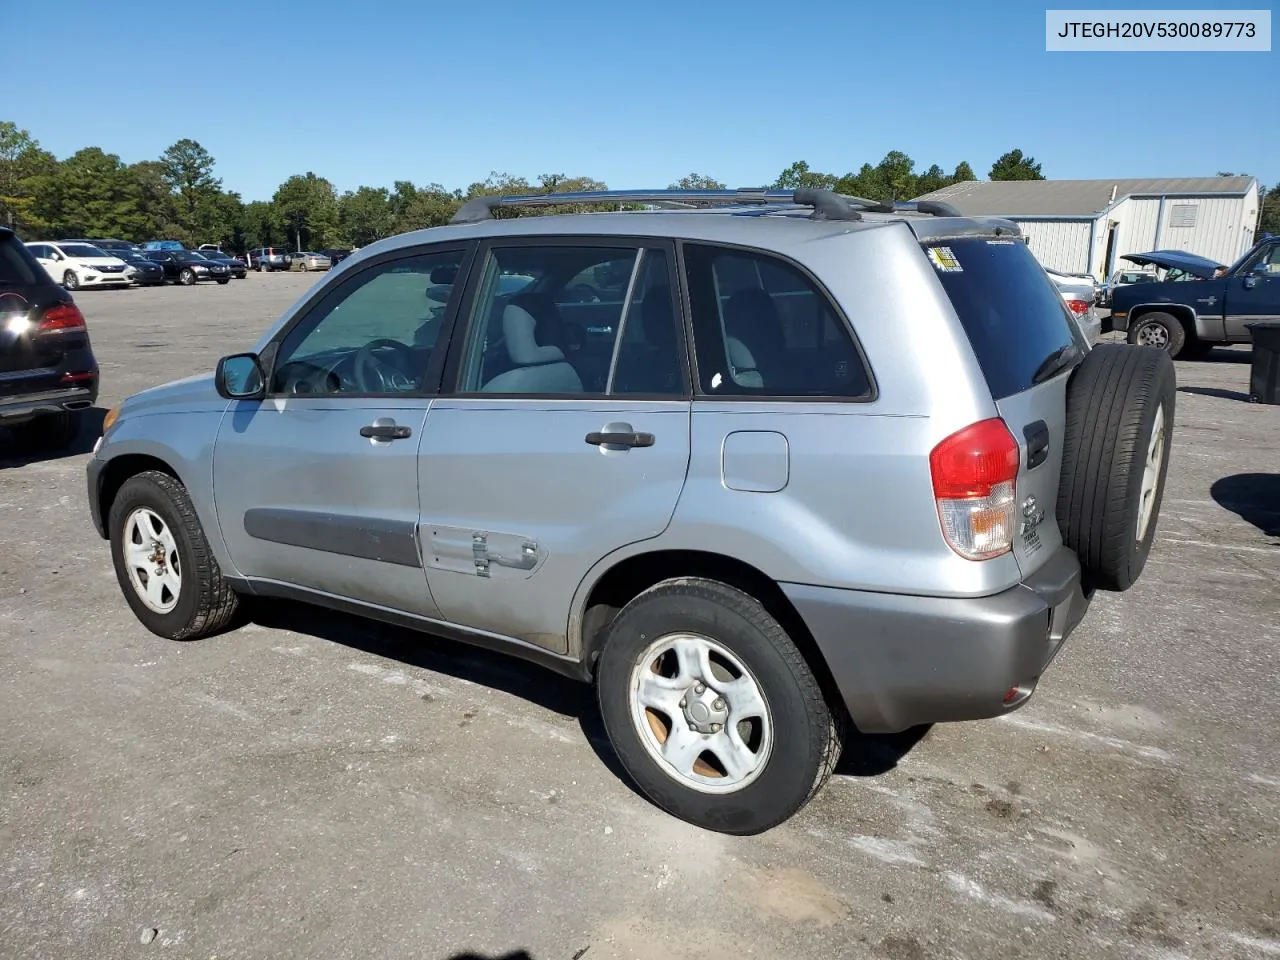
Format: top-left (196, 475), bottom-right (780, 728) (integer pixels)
top-left (62, 270), bottom-right (79, 291)
top-left (1128, 311), bottom-right (1186, 358)
top-left (596, 578), bottom-right (843, 835)
top-left (1058, 343), bottom-right (1176, 592)
top-left (108, 470), bottom-right (240, 640)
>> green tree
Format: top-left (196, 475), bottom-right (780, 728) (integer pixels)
top-left (35, 147), bottom-right (148, 238)
top-left (989, 149), bottom-right (1044, 181)
top-left (273, 172), bottom-right (338, 250)
top-left (916, 163), bottom-right (949, 196)
top-left (338, 186), bottom-right (393, 246)
top-left (161, 139), bottom-right (223, 240)
top-left (0, 122), bottom-right (57, 232)
top-left (952, 161), bottom-right (977, 182)
top-left (670, 173), bottom-right (726, 190)
top-left (1258, 185), bottom-right (1280, 236)
top-left (241, 200), bottom-right (282, 249)
top-left (772, 160), bottom-right (837, 191)
top-left (127, 160), bottom-right (181, 241)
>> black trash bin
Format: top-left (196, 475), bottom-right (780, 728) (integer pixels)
top-left (1246, 321), bottom-right (1280, 404)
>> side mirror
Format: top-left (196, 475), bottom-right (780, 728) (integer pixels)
top-left (215, 353), bottom-right (266, 399)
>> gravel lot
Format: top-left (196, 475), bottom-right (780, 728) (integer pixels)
top-left (2, 273), bottom-right (1278, 960)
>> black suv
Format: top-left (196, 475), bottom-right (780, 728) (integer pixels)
top-left (0, 228), bottom-right (99, 449)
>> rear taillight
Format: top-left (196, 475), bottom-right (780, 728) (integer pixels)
top-left (1065, 298), bottom-right (1090, 316)
top-left (929, 418), bottom-right (1019, 560)
top-left (38, 303), bottom-right (87, 332)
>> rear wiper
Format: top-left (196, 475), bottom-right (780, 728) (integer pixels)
top-left (1032, 343), bottom-right (1082, 384)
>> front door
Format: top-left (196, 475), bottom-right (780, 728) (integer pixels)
top-left (1224, 241), bottom-right (1280, 341)
top-left (418, 239), bottom-right (692, 652)
top-left (212, 246), bottom-right (471, 616)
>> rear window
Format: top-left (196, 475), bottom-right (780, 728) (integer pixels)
top-left (925, 238), bottom-right (1079, 399)
top-left (0, 236), bottom-right (42, 287)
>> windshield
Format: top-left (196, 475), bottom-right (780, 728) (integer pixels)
top-left (925, 238), bottom-right (1080, 399)
top-left (175, 251), bottom-right (207, 261)
top-left (61, 243), bottom-right (109, 259)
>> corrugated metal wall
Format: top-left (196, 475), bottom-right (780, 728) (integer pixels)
top-left (1012, 219), bottom-right (1092, 273)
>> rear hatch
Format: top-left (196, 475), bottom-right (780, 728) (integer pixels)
top-left (924, 236), bottom-right (1086, 577)
top-left (0, 232), bottom-right (84, 394)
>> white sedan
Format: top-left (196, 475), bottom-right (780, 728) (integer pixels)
top-left (24, 241), bottom-right (132, 291)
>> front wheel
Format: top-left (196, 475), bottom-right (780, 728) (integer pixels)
top-left (62, 270), bottom-right (80, 291)
top-left (108, 470), bottom-right (240, 640)
top-left (1128, 311), bottom-right (1186, 358)
top-left (179, 268), bottom-right (196, 286)
top-left (596, 578), bottom-right (844, 835)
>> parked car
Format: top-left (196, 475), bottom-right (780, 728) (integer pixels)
top-left (87, 187), bottom-right (1174, 834)
top-left (289, 251), bottom-right (331, 272)
top-left (247, 247), bottom-right (291, 272)
top-left (197, 244), bottom-right (222, 254)
top-left (141, 240), bottom-right (186, 252)
top-left (197, 249), bottom-right (247, 279)
top-left (1099, 267), bottom-right (1157, 306)
top-left (0, 228), bottom-right (99, 450)
top-left (1109, 240), bottom-right (1278, 358)
top-left (319, 248), bottom-right (352, 266)
top-left (142, 249), bottom-right (232, 285)
top-left (113, 249), bottom-right (167, 286)
top-left (25, 241), bottom-right (132, 291)
top-left (1045, 271), bottom-right (1102, 344)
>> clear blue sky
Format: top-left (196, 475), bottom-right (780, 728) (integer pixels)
top-left (4, 0), bottom-right (1275, 200)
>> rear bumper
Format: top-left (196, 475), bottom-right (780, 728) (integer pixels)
top-left (0, 385), bottom-right (98, 425)
top-left (1109, 311), bottom-right (1128, 333)
top-left (783, 547), bottom-right (1091, 734)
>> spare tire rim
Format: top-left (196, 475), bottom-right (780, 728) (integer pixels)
top-left (122, 507), bottom-right (182, 613)
top-left (1137, 323), bottom-right (1169, 349)
top-left (628, 632), bottom-right (774, 795)
top-left (1137, 403), bottom-right (1166, 542)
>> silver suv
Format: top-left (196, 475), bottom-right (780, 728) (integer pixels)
top-left (86, 188), bottom-right (1176, 834)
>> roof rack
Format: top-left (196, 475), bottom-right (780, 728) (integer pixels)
top-left (448, 187), bottom-right (963, 225)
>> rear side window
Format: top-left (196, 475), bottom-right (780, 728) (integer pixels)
top-left (682, 243), bottom-right (871, 399)
top-left (1, 237), bottom-right (42, 287)
top-left (925, 238), bottom-right (1079, 399)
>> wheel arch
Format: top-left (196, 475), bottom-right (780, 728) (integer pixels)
top-left (572, 548), bottom-right (844, 713)
top-left (1129, 302), bottom-right (1197, 337)
top-left (97, 453), bottom-right (184, 538)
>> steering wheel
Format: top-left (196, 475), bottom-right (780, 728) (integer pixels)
top-left (353, 338), bottom-right (418, 393)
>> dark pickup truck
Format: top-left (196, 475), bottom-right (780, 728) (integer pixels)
top-left (1111, 236), bottom-right (1280, 358)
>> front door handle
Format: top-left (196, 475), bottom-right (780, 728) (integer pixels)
top-left (360, 419), bottom-right (412, 441)
top-left (585, 428), bottom-right (655, 449)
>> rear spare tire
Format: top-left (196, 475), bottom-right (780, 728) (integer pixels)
top-left (1058, 343), bottom-right (1175, 592)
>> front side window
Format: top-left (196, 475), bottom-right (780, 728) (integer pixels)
top-left (455, 243), bottom-right (685, 398)
top-left (270, 249), bottom-right (465, 396)
top-left (682, 243), bottom-right (871, 398)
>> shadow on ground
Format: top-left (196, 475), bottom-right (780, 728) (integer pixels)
top-left (447, 953), bottom-right (535, 960)
top-left (1211, 473), bottom-right (1280, 537)
top-left (247, 599), bottom-right (930, 796)
top-left (0, 406), bottom-right (106, 469)
top-left (1179, 386), bottom-right (1253, 402)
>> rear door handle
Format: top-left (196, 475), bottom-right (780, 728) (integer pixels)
top-left (585, 430), bottom-right (654, 449)
top-left (360, 419), bottom-right (412, 441)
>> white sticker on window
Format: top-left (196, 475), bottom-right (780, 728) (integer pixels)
top-left (927, 246), bottom-right (963, 272)
top-left (986, 239), bottom-right (1016, 245)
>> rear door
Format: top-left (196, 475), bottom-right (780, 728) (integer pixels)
top-left (923, 237), bottom-right (1084, 576)
top-left (418, 238), bottom-right (691, 653)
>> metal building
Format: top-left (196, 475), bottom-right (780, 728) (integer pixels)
top-left (913, 177), bottom-right (1260, 281)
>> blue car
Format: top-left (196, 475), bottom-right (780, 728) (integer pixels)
top-left (1109, 239), bottom-right (1280, 358)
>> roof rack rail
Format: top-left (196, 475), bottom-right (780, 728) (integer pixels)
top-left (892, 199), bottom-right (963, 217)
top-left (448, 187), bottom-right (963, 225)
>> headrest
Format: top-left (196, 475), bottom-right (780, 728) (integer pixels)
top-left (430, 264), bottom-right (458, 284)
top-left (503, 303), bottom-right (565, 365)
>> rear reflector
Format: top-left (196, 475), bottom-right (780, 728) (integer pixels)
top-left (39, 303), bottom-right (87, 332)
top-left (1064, 298), bottom-right (1090, 316)
top-left (60, 371), bottom-right (96, 384)
top-left (930, 418), bottom-right (1019, 560)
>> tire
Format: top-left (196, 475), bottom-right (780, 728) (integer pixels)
top-left (1058, 343), bottom-right (1176, 593)
top-left (1128, 310), bottom-right (1186, 358)
top-left (62, 270), bottom-right (79, 291)
top-left (179, 268), bottom-right (196, 286)
top-left (10, 410), bottom-right (79, 450)
top-left (108, 470), bottom-right (240, 641)
top-left (595, 578), bottom-right (844, 835)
